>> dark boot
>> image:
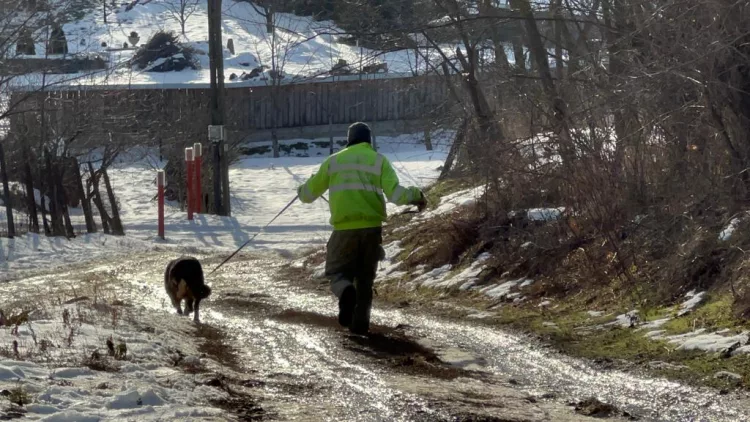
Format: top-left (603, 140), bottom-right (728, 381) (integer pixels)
top-left (338, 285), bottom-right (356, 327)
top-left (349, 285), bottom-right (373, 335)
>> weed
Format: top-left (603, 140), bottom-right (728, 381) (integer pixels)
top-left (7, 386), bottom-right (31, 407)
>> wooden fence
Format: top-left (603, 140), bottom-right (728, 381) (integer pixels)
top-left (9, 75), bottom-right (459, 143)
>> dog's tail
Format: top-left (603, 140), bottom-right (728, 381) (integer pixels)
top-left (194, 262), bottom-right (211, 298)
top-left (198, 284), bottom-right (212, 299)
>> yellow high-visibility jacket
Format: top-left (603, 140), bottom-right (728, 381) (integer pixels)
top-left (297, 143), bottom-right (422, 231)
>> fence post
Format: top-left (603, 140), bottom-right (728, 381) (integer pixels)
top-left (185, 147), bottom-right (194, 221)
top-left (157, 169), bottom-right (165, 240)
top-left (193, 143), bottom-right (202, 214)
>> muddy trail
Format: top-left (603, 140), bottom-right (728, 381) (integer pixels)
top-left (4, 251), bottom-right (750, 421)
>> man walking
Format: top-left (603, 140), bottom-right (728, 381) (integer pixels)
top-left (297, 122), bottom-right (426, 335)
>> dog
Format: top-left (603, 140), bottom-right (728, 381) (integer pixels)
top-left (164, 257), bottom-right (212, 323)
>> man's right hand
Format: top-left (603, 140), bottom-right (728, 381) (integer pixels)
top-left (413, 191), bottom-right (427, 212)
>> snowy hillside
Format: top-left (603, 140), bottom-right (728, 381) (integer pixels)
top-left (14, 0), bottom-right (441, 88)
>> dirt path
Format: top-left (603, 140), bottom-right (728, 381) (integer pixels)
top-left (4, 252), bottom-right (750, 421)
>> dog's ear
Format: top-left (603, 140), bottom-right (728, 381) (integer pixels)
top-left (201, 285), bottom-right (212, 299)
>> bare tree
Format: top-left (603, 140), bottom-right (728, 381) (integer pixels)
top-left (159, 0), bottom-right (201, 36)
top-left (227, 3), bottom-right (343, 158)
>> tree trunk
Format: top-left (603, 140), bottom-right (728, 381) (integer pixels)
top-left (424, 126), bottom-right (433, 151)
top-left (88, 162), bottom-right (111, 234)
top-left (272, 130), bottom-right (280, 158)
top-left (54, 159), bottom-right (75, 238)
top-left (21, 148), bottom-right (39, 234)
top-left (45, 151), bottom-right (64, 236)
top-left (552, 0), bottom-right (565, 81)
top-left (39, 180), bottom-right (50, 235)
top-left (101, 168), bottom-right (124, 235)
top-left (0, 143), bottom-right (15, 238)
top-left (73, 158), bottom-right (96, 233)
top-left (440, 119), bottom-right (468, 180)
top-left (517, 0), bottom-right (576, 164)
top-left (265, 8), bottom-right (274, 34)
top-left (479, 0), bottom-right (512, 70)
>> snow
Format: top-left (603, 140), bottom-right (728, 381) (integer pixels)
top-left (587, 311), bottom-right (604, 318)
top-left (611, 310), bottom-right (639, 328)
top-left (14, 1), bottom-right (479, 89)
top-left (527, 207), bottom-right (565, 221)
top-left (466, 312), bottom-right (496, 320)
top-left (670, 331), bottom-right (748, 353)
top-left (0, 298), bottom-right (227, 420)
top-left (678, 290), bottom-right (705, 316)
top-left (482, 278), bottom-right (529, 300)
top-left (714, 371), bottom-right (742, 381)
top-left (416, 265), bottom-right (452, 287)
top-left (379, 241), bottom-right (405, 278)
top-left (719, 218), bottom-right (740, 241)
top-left (415, 186), bottom-right (485, 221)
top-left (641, 318), bottom-right (671, 330)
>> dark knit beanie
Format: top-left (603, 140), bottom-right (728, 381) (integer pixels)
top-left (346, 122), bottom-right (372, 146)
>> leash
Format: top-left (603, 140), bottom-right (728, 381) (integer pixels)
top-left (208, 195), bottom-right (299, 275)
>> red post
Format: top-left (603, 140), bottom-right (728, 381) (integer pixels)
top-left (193, 143), bottom-right (202, 214)
top-left (185, 147), bottom-right (194, 221)
top-left (157, 170), bottom-right (165, 240)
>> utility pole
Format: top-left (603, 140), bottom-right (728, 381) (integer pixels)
top-left (207, 0), bottom-right (229, 215)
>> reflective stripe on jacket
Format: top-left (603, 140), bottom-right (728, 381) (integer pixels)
top-left (297, 143), bottom-right (421, 230)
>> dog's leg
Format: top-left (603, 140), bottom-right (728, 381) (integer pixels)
top-left (193, 298), bottom-right (201, 323)
top-left (169, 293), bottom-right (182, 315)
top-left (184, 293), bottom-right (195, 315)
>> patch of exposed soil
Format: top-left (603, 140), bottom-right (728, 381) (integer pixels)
top-left (194, 323), bottom-right (242, 372)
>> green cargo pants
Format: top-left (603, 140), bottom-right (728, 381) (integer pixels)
top-left (325, 227), bottom-right (383, 334)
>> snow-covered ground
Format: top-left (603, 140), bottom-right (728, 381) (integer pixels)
top-left (0, 133), bottom-right (449, 278)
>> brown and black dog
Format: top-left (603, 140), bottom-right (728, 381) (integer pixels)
top-left (164, 257), bottom-right (212, 323)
